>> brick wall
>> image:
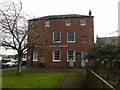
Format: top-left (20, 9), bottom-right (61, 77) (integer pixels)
top-left (27, 15), bottom-right (94, 68)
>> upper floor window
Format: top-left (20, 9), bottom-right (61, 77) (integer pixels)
top-left (66, 20), bottom-right (71, 26)
top-left (53, 32), bottom-right (61, 43)
top-left (45, 21), bottom-right (50, 27)
top-left (80, 19), bottom-right (86, 26)
top-left (52, 50), bottom-right (61, 62)
top-left (67, 31), bottom-right (75, 42)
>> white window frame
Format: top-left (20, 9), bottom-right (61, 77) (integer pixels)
top-left (67, 49), bottom-right (76, 62)
top-left (52, 50), bottom-right (61, 62)
top-left (80, 19), bottom-right (86, 26)
top-left (45, 21), bottom-right (50, 27)
top-left (53, 32), bottom-right (61, 43)
top-left (67, 31), bottom-right (75, 43)
top-left (33, 51), bottom-right (38, 61)
top-left (66, 20), bottom-right (71, 26)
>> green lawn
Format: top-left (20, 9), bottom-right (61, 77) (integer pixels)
top-left (1, 69), bottom-right (65, 88)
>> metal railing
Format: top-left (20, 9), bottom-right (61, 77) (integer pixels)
top-left (86, 68), bottom-right (116, 89)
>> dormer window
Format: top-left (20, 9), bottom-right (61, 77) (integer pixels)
top-left (66, 20), bottom-right (71, 26)
top-left (80, 19), bottom-right (86, 26)
top-left (45, 21), bottom-right (50, 27)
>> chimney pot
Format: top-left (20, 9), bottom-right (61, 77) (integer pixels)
top-left (89, 10), bottom-right (92, 16)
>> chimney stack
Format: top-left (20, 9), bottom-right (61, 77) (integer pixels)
top-left (89, 10), bottom-right (92, 16)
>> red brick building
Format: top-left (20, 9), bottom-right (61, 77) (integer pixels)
top-left (27, 12), bottom-right (94, 68)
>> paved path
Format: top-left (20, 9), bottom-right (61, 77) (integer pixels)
top-left (57, 69), bottom-right (87, 88)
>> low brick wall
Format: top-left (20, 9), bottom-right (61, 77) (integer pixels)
top-left (86, 68), bottom-right (116, 89)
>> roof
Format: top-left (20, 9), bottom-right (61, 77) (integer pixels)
top-left (97, 36), bottom-right (119, 39)
top-left (28, 14), bottom-right (94, 21)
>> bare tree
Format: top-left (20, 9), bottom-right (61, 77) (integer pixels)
top-left (0, 0), bottom-right (48, 75)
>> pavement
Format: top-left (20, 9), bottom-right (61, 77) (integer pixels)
top-left (1, 66), bottom-right (27, 71)
top-left (57, 68), bottom-right (87, 89)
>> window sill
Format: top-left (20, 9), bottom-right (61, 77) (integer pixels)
top-left (52, 60), bottom-right (61, 62)
top-left (67, 41), bottom-right (75, 43)
top-left (66, 25), bottom-right (71, 27)
top-left (81, 24), bottom-right (86, 26)
top-left (53, 41), bottom-right (61, 43)
top-left (67, 60), bottom-right (75, 62)
top-left (33, 60), bottom-right (38, 62)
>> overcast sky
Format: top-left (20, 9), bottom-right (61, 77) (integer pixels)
top-left (20, 0), bottom-right (119, 37)
top-left (0, 0), bottom-right (119, 55)
top-left (0, 0), bottom-right (119, 37)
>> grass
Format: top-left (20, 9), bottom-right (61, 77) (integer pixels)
top-left (1, 69), bottom-right (65, 88)
top-left (0, 71), bottom-right (2, 88)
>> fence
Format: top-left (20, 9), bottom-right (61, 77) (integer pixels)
top-left (86, 68), bottom-right (116, 89)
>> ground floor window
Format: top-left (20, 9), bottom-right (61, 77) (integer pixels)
top-left (67, 49), bottom-right (75, 61)
top-left (52, 50), bottom-right (61, 62)
top-left (33, 51), bottom-right (38, 61)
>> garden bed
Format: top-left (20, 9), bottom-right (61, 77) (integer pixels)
top-left (94, 69), bottom-right (120, 89)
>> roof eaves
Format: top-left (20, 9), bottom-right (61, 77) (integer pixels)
top-left (28, 14), bottom-right (94, 21)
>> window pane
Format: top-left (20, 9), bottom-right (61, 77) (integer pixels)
top-left (66, 20), bottom-right (71, 26)
top-left (67, 31), bottom-right (75, 42)
top-left (45, 21), bottom-right (50, 27)
top-left (33, 51), bottom-right (38, 61)
top-left (81, 19), bottom-right (86, 26)
top-left (53, 32), bottom-right (60, 42)
top-left (68, 50), bottom-right (75, 60)
top-left (53, 50), bottom-right (60, 60)
top-left (54, 56), bottom-right (59, 60)
top-left (68, 37), bottom-right (74, 41)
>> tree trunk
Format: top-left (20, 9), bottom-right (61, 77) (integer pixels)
top-left (31, 49), bottom-right (33, 68)
top-left (31, 45), bottom-right (34, 68)
top-left (17, 50), bottom-right (23, 75)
